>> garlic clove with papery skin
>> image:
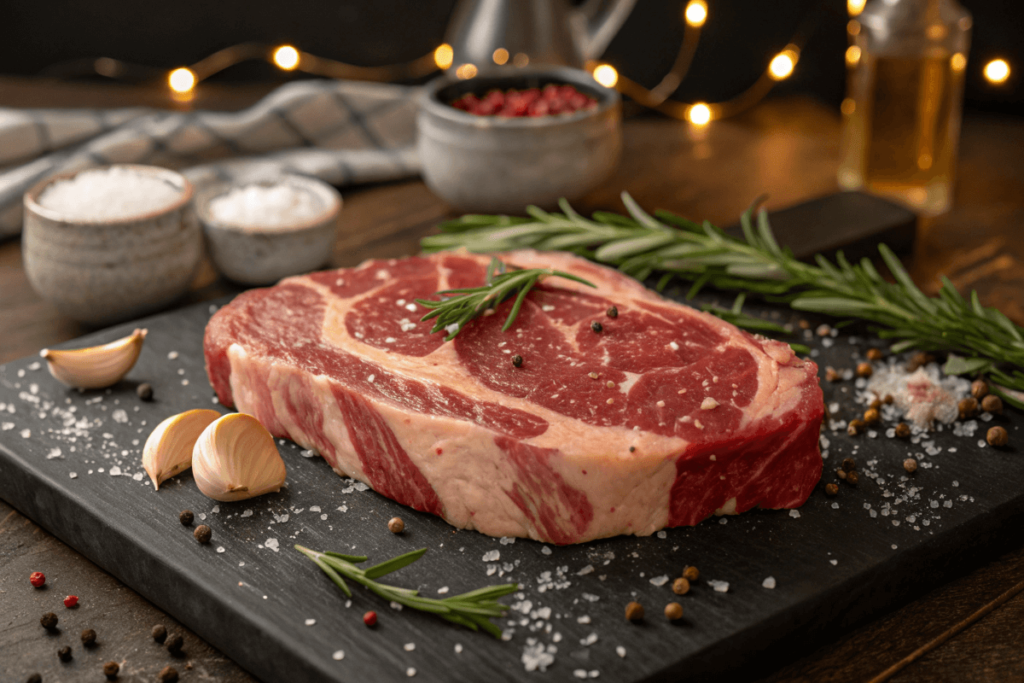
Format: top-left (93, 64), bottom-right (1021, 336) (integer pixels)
top-left (41, 328), bottom-right (147, 389)
top-left (142, 409), bottom-right (221, 489)
top-left (192, 413), bottom-right (286, 502)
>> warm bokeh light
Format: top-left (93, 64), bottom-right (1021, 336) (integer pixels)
top-left (769, 50), bottom-right (798, 81)
top-left (688, 102), bottom-right (712, 125)
top-left (592, 64), bottom-right (619, 88)
top-left (845, 45), bottom-right (861, 67)
top-left (984, 58), bottom-right (1010, 84)
top-left (951, 53), bottom-right (967, 72)
top-left (455, 63), bottom-right (478, 80)
top-left (273, 45), bottom-right (300, 71)
top-left (434, 44), bottom-right (454, 70)
top-left (847, 0), bottom-right (866, 16)
top-left (847, 20), bottom-right (861, 36)
top-left (841, 98), bottom-right (856, 116)
top-left (513, 53), bottom-right (529, 67)
top-left (684, 0), bottom-right (707, 27)
top-left (492, 48), bottom-right (509, 66)
top-left (168, 68), bottom-right (196, 93)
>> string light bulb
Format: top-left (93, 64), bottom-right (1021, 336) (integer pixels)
top-left (273, 45), bottom-right (300, 71)
top-left (168, 67), bottom-right (196, 94)
top-left (492, 48), bottom-right (509, 66)
top-left (593, 64), bottom-right (619, 88)
top-left (688, 102), bottom-right (712, 125)
top-left (983, 58), bottom-right (1010, 85)
top-left (684, 0), bottom-right (707, 28)
top-left (847, 0), bottom-right (866, 16)
top-left (769, 48), bottom-right (799, 81)
top-left (434, 44), bottom-right (454, 70)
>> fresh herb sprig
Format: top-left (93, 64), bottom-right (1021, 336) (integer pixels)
top-left (295, 544), bottom-right (517, 638)
top-left (415, 257), bottom-right (595, 340)
top-left (421, 193), bottom-right (1024, 408)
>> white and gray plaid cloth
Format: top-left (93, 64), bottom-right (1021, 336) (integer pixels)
top-left (0, 79), bottom-right (423, 238)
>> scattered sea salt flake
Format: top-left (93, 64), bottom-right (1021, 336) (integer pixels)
top-left (305, 619), bottom-right (316, 626)
top-left (437, 586), bottom-right (449, 594)
top-left (789, 509), bottom-right (801, 519)
top-left (577, 615), bottom-right (591, 624)
top-left (656, 530), bottom-right (667, 539)
top-left (482, 549), bottom-right (500, 562)
top-left (132, 472), bottom-right (144, 481)
top-left (391, 601), bottom-right (403, 611)
top-left (265, 538), bottom-right (280, 552)
top-left (46, 447), bottom-right (62, 460)
top-left (332, 650), bottom-right (345, 661)
top-left (241, 509), bottom-right (253, 517)
top-left (649, 575), bottom-right (669, 587)
top-left (168, 351), bottom-right (179, 360)
top-left (708, 580), bottom-right (730, 593)
top-left (69, 472), bottom-right (77, 479)
top-left (762, 576), bottom-right (776, 589)
top-left (616, 646), bottom-right (626, 658)
top-left (404, 643), bottom-right (416, 651)
top-left (577, 565), bottom-right (594, 576)
top-left (216, 546), bottom-right (225, 553)
top-left (406, 667), bottom-right (416, 677)
top-left (454, 643), bottom-right (463, 654)
top-left (112, 409), bottom-right (128, 423)
top-left (830, 559), bottom-right (838, 566)
top-left (541, 546), bottom-right (552, 555)
top-left (581, 633), bottom-right (598, 646)
top-left (500, 536), bottom-right (516, 545)
top-left (20, 429), bottom-right (31, 439)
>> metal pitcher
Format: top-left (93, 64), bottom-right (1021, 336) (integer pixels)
top-left (443, 0), bottom-right (637, 70)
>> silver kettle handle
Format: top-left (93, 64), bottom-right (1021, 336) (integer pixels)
top-left (575, 0), bottom-right (638, 61)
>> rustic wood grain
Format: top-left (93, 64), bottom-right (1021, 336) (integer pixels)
top-left (1, 77), bottom-right (1023, 681)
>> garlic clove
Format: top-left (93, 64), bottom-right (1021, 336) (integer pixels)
top-left (142, 409), bottom-right (221, 489)
top-left (41, 328), bottom-right (148, 389)
top-left (192, 413), bottom-right (286, 502)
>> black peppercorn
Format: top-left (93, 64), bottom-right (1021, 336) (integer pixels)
top-left (511, 355), bottom-right (523, 368)
top-left (158, 666), bottom-right (179, 683)
top-left (841, 458), bottom-right (856, 472)
top-left (591, 321), bottom-right (603, 333)
top-left (179, 510), bottom-right (194, 526)
top-left (57, 646), bottom-right (72, 662)
top-left (825, 482), bottom-right (839, 496)
top-left (137, 383), bottom-right (154, 401)
top-left (81, 628), bottom-right (97, 647)
top-left (26, 674), bottom-right (42, 683)
top-left (40, 612), bottom-right (58, 630)
top-left (846, 471), bottom-right (860, 486)
top-left (166, 633), bottom-right (184, 655)
top-left (194, 524), bottom-right (212, 544)
top-left (606, 306), bottom-right (618, 318)
top-left (151, 624), bottom-right (167, 643)
top-left (103, 660), bottom-right (120, 679)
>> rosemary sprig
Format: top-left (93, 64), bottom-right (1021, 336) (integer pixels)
top-left (295, 544), bottom-right (517, 638)
top-left (415, 257), bottom-right (595, 340)
top-left (421, 193), bottom-right (1024, 409)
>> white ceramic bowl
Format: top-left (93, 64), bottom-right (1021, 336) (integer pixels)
top-left (22, 165), bottom-right (200, 326)
top-left (417, 66), bottom-right (622, 213)
top-left (196, 175), bottom-right (342, 286)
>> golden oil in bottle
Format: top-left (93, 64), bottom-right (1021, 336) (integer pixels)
top-left (838, 0), bottom-right (971, 216)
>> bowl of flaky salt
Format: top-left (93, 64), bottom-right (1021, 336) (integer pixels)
top-left (23, 164), bottom-right (200, 326)
top-left (196, 175), bottom-right (342, 286)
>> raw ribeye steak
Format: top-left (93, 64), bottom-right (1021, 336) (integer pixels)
top-left (205, 250), bottom-right (823, 544)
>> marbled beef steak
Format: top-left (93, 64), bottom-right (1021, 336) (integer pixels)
top-left (204, 250), bottom-right (824, 544)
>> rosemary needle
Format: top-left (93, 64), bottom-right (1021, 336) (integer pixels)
top-left (415, 257), bottom-right (595, 340)
top-left (421, 193), bottom-right (1024, 409)
top-left (295, 544), bottom-right (517, 638)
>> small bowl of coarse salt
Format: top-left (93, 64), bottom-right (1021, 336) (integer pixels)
top-left (196, 175), bottom-right (341, 286)
top-left (23, 165), bottom-right (200, 326)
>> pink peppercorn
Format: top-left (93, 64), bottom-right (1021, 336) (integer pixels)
top-left (64, 595), bottom-right (79, 608)
top-left (30, 572), bottom-right (46, 588)
top-left (363, 611), bottom-right (378, 627)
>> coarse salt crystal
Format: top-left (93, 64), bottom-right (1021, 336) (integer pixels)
top-left (762, 576), bottom-right (776, 589)
top-left (483, 550), bottom-right (500, 562)
top-left (305, 618), bottom-right (316, 626)
top-left (404, 643), bottom-right (416, 651)
top-left (616, 646), bottom-right (626, 657)
top-left (39, 166), bottom-right (183, 221)
top-left (707, 580), bottom-right (729, 593)
top-left (649, 575), bottom-right (670, 587)
top-left (265, 538), bottom-right (280, 552)
top-left (209, 182), bottom-right (325, 229)
top-left (333, 650), bottom-right (345, 661)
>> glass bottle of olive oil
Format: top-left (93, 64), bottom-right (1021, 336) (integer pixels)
top-left (838, 0), bottom-right (971, 215)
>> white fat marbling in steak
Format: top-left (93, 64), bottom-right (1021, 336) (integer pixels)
top-left (204, 250), bottom-right (823, 544)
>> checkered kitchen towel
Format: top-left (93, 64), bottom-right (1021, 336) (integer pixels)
top-left (0, 79), bottom-right (422, 238)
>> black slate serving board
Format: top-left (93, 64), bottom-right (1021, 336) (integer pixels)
top-left (1, 292), bottom-right (1021, 683)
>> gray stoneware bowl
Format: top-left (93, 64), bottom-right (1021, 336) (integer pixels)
top-left (417, 66), bottom-right (622, 213)
top-left (196, 175), bottom-right (342, 286)
top-left (23, 165), bottom-right (200, 327)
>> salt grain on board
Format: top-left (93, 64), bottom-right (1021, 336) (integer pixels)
top-left (332, 650), bottom-right (345, 661)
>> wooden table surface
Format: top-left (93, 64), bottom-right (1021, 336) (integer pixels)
top-left (2, 76), bottom-right (1023, 682)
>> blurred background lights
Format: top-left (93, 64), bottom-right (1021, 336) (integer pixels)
top-left (434, 44), bottom-right (454, 70)
top-left (593, 64), bottom-right (619, 88)
top-left (845, 45), bottom-right (861, 67)
top-left (984, 58), bottom-right (1010, 84)
top-left (769, 49), bottom-right (798, 81)
top-left (492, 48), bottom-right (509, 66)
top-left (512, 53), bottom-right (529, 67)
top-left (168, 67), bottom-right (195, 93)
top-left (951, 53), bottom-right (966, 72)
top-left (847, 0), bottom-right (866, 16)
top-left (684, 0), bottom-right (707, 28)
top-left (455, 63), bottom-right (478, 80)
top-left (688, 102), bottom-right (711, 125)
top-left (272, 45), bottom-right (299, 71)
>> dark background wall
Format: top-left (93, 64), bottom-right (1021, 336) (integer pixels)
top-left (2, 0), bottom-right (1021, 115)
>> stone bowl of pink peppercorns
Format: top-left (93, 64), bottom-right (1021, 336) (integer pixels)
top-left (417, 66), bottom-right (621, 213)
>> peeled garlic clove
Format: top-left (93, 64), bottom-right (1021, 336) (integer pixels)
top-left (41, 328), bottom-right (147, 389)
top-left (143, 409), bottom-right (221, 489)
top-left (192, 413), bottom-right (286, 502)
